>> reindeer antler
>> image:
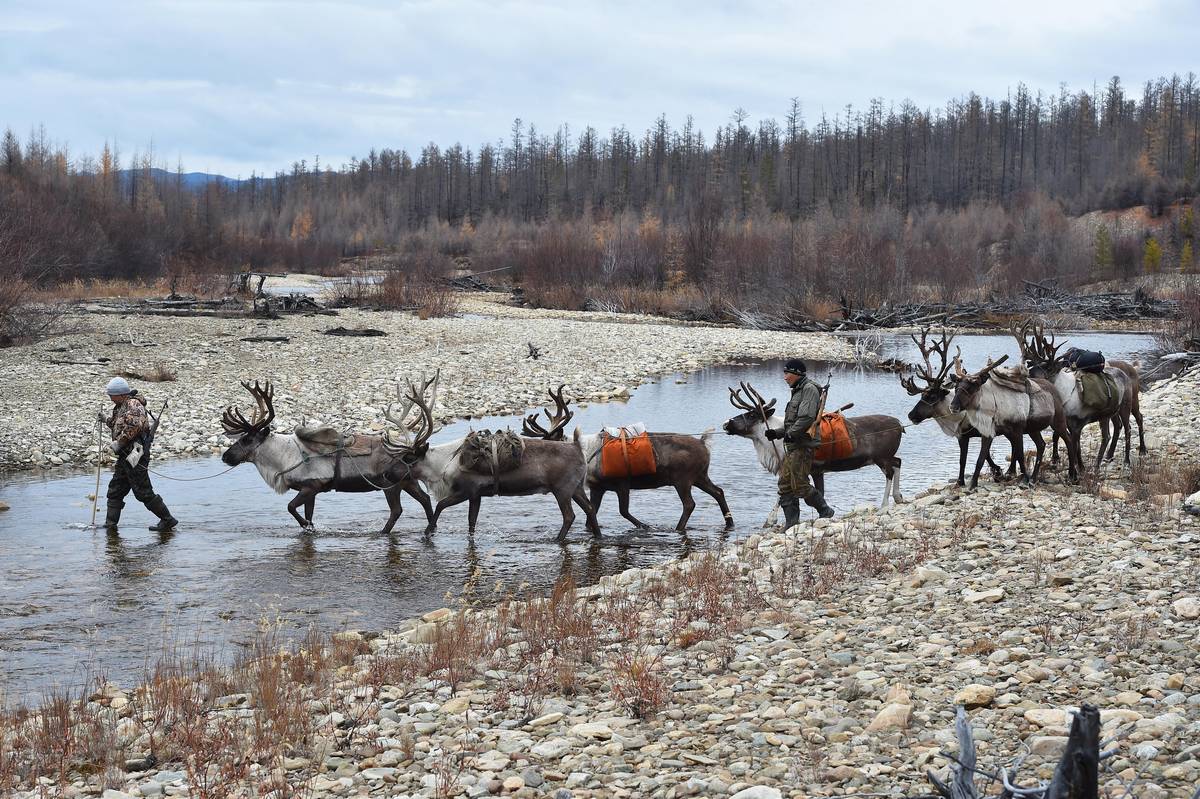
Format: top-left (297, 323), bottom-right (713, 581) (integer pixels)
top-left (384, 371), bottom-right (439, 457)
top-left (901, 326), bottom-right (957, 394)
top-left (522, 384), bottom-right (574, 441)
top-left (221, 380), bottom-right (275, 436)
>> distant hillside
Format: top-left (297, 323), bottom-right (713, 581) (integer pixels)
top-left (117, 168), bottom-right (246, 190)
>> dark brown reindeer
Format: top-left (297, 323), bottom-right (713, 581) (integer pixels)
top-left (724, 382), bottom-right (905, 509)
top-left (899, 327), bottom-right (1008, 486)
top-left (521, 385), bottom-right (734, 531)
top-left (1013, 321), bottom-right (1141, 467)
top-left (949, 355), bottom-right (1077, 488)
top-left (220, 380), bottom-right (434, 534)
top-left (382, 374), bottom-right (600, 540)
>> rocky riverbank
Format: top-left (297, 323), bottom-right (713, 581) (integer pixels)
top-left (0, 296), bottom-right (854, 472)
top-left (4, 367), bottom-right (1198, 798)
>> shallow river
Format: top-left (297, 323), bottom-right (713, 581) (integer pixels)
top-left (0, 332), bottom-right (1155, 702)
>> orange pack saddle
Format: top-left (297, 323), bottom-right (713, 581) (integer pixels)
top-left (813, 413), bottom-right (854, 462)
top-left (599, 427), bottom-right (658, 479)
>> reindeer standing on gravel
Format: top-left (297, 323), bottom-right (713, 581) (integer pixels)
top-left (949, 355), bottom-right (1076, 488)
top-left (381, 374), bottom-right (600, 540)
top-left (899, 327), bottom-right (1009, 486)
top-left (521, 385), bottom-right (734, 531)
top-left (220, 380), bottom-right (434, 534)
top-left (723, 382), bottom-right (905, 509)
top-left (1013, 321), bottom-right (1141, 468)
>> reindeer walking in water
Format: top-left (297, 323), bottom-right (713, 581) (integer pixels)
top-left (723, 381), bottom-right (905, 510)
top-left (949, 355), bottom-right (1077, 488)
top-left (521, 385), bottom-right (734, 531)
top-left (899, 327), bottom-right (1009, 486)
top-left (220, 380), bottom-right (434, 533)
top-left (382, 374), bottom-right (600, 540)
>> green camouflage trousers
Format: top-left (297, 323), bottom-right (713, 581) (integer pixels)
top-left (777, 447), bottom-right (815, 500)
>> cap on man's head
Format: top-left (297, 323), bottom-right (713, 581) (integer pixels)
top-left (783, 358), bottom-right (807, 376)
top-left (105, 377), bottom-right (131, 396)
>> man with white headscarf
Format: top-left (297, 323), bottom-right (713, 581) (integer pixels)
top-left (100, 377), bottom-right (177, 533)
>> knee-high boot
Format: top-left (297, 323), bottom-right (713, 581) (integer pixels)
top-left (144, 495), bottom-right (178, 532)
top-left (104, 503), bottom-right (122, 533)
top-left (779, 495), bottom-right (801, 529)
top-left (804, 490), bottom-right (835, 519)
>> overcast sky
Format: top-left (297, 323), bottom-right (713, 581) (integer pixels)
top-left (2, 0), bottom-right (1197, 176)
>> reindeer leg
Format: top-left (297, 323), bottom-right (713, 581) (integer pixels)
top-left (970, 437), bottom-right (991, 490)
top-left (1051, 431), bottom-right (1061, 465)
top-left (891, 459), bottom-right (904, 503)
top-left (380, 485), bottom-right (403, 536)
top-left (616, 489), bottom-right (649, 530)
top-left (880, 466), bottom-right (891, 508)
top-left (1030, 430), bottom-right (1046, 483)
top-left (1134, 402), bottom-right (1147, 454)
top-left (288, 490), bottom-right (315, 530)
top-left (589, 486), bottom-right (606, 515)
top-left (403, 482), bottom-right (436, 532)
top-left (555, 491), bottom-right (577, 541)
top-left (304, 496), bottom-right (316, 525)
top-left (572, 489), bottom-right (600, 536)
top-left (1122, 410), bottom-right (1132, 465)
top-left (1009, 433), bottom-right (1030, 485)
top-left (764, 501), bottom-right (781, 528)
top-left (430, 495), bottom-right (465, 535)
top-left (957, 435), bottom-right (969, 486)
top-left (695, 476), bottom-right (735, 528)
top-left (673, 483), bottom-right (697, 531)
top-left (1095, 418), bottom-right (1110, 470)
top-left (467, 495), bottom-right (482, 533)
top-left (1064, 419), bottom-right (1082, 482)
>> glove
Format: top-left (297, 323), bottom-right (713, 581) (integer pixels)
top-left (97, 410), bottom-right (108, 424)
top-left (764, 428), bottom-right (783, 441)
top-left (109, 441), bottom-right (121, 455)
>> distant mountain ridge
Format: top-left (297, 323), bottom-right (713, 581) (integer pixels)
top-left (116, 167), bottom-right (256, 190)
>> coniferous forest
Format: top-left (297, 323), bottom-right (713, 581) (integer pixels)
top-left (3, 74), bottom-right (1199, 312)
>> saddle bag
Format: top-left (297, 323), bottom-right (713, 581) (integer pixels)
top-left (599, 429), bottom-right (657, 479)
top-left (814, 413), bottom-right (854, 462)
top-left (1069, 349), bottom-right (1105, 374)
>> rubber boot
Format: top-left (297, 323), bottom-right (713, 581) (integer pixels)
top-left (779, 495), bottom-right (801, 529)
top-left (145, 495), bottom-right (178, 532)
top-left (104, 503), bottom-right (122, 533)
top-left (805, 491), bottom-right (835, 519)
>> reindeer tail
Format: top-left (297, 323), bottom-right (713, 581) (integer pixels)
top-left (700, 428), bottom-right (716, 453)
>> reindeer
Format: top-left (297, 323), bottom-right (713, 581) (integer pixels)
top-left (220, 380), bottom-right (434, 534)
top-left (521, 385), bottom-right (733, 531)
top-left (899, 327), bottom-right (1009, 486)
top-left (1013, 321), bottom-right (1135, 468)
top-left (949, 355), bottom-right (1077, 488)
top-left (381, 374), bottom-right (600, 541)
top-left (724, 382), bottom-right (905, 509)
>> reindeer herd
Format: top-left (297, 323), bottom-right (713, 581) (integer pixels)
top-left (219, 321), bottom-right (1148, 538)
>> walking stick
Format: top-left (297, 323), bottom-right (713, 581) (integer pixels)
top-left (90, 418), bottom-right (103, 527)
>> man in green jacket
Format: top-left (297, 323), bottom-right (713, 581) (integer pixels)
top-left (764, 359), bottom-right (834, 525)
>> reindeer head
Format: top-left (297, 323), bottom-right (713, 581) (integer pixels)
top-left (949, 355), bottom-right (1009, 412)
top-left (381, 371), bottom-right (439, 471)
top-left (899, 326), bottom-right (959, 424)
top-left (521, 385), bottom-right (573, 441)
top-left (1011, 318), bottom-right (1063, 379)
top-left (220, 381), bottom-right (277, 465)
top-left (723, 381), bottom-right (776, 437)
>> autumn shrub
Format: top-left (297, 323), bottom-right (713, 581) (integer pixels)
top-left (371, 252), bottom-right (459, 318)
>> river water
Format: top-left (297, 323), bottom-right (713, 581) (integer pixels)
top-left (0, 332), bottom-right (1155, 702)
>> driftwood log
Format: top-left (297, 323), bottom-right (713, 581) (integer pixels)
top-left (928, 703), bottom-right (1107, 799)
top-left (323, 326), bottom-right (387, 337)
